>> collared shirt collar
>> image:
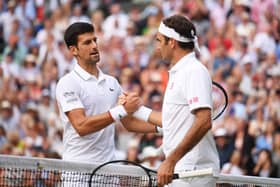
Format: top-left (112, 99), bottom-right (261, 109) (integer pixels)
top-left (169, 52), bottom-right (196, 73)
top-left (74, 63), bottom-right (105, 82)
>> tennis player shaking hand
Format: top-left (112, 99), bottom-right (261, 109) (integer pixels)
top-left (125, 15), bottom-right (220, 187)
top-left (56, 22), bottom-right (157, 169)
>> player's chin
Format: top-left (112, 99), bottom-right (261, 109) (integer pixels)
top-left (90, 55), bottom-right (100, 63)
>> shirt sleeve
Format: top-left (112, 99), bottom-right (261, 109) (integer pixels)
top-left (186, 66), bottom-right (212, 113)
top-left (56, 77), bottom-right (84, 113)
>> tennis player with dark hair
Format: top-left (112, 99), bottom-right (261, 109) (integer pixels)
top-left (56, 22), bottom-right (157, 167)
top-left (123, 14), bottom-right (220, 186)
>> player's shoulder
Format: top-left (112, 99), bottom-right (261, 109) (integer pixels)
top-left (187, 58), bottom-right (207, 71)
top-left (56, 71), bottom-right (78, 88)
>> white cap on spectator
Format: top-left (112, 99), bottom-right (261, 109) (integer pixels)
top-left (241, 54), bottom-right (253, 65)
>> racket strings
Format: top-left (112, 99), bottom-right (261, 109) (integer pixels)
top-left (212, 81), bottom-right (228, 120)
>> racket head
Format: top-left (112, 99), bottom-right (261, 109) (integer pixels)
top-left (88, 160), bottom-right (157, 187)
top-left (212, 81), bottom-right (228, 120)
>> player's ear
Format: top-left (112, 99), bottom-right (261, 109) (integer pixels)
top-left (169, 38), bottom-right (176, 49)
top-left (69, 45), bottom-right (78, 56)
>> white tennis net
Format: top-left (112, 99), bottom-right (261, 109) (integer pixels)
top-left (0, 155), bottom-right (279, 187)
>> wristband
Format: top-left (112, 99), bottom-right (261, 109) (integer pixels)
top-left (133, 106), bottom-right (152, 122)
top-left (156, 126), bottom-right (163, 134)
top-left (109, 105), bottom-right (128, 121)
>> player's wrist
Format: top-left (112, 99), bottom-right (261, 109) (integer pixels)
top-left (133, 106), bottom-right (152, 122)
top-left (109, 105), bottom-right (128, 121)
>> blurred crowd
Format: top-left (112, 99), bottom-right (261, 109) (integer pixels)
top-left (0, 0), bottom-right (279, 178)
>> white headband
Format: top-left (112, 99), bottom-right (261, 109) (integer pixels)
top-left (158, 21), bottom-right (200, 53)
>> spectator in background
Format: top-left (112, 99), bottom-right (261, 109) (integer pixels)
top-left (235, 12), bottom-right (256, 40)
top-left (253, 149), bottom-right (278, 177)
top-left (90, 9), bottom-right (105, 38)
top-left (239, 54), bottom-right (256, 96)
top-left (2, 34), bottom-right (26, 65)
top-left (0, 125), bottom-right (6, 148)
top-left (267, 89), bottom-right (280, 126)
top-left (272, 131), bottom-right (280, 177)
top-left (126, 138), bottom-right (141, 163)
top-left (212, 44), bottom-right (236, 79)
top-left (51, 6), bottom-right (70, 36)
top-left (37, 89), bottom-right (54, 124)
top-left (140, 146), bottom-right (161, 170)
top-left (0, 100), bottom-right (20, 134)
top-left (103, 2), bottom-right (129, 39)
top-left (36, 17), bottom-right (62, 45)
top-left (1, 51), bottom-right (20, 80)
top-left (0, 0), bottom-right (18, 41)
top-left (221, 149), bottom-right (245, 175)
top-left (255, 120), bottom-right (275, 152)
top-left (6, 131), bottom-right (24, 155)
top-left (69, 3), bottom-right (91, 24)
top-left (209, 0), bottom-right (228, 29)
top-left (252, 24), bottom-right (276, 61)
top-left (215, 128), bottom-right (235, 168)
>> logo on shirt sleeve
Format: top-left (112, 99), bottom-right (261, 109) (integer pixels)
top-left (63, 91), bottom-right (75, 98)
top-left (63, 91), bottom-right (78, 103)
top-left (188, 97), bottom-right (199, 105)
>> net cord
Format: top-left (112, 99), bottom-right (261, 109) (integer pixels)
top-left (1, 155), bottom-right (280, 186)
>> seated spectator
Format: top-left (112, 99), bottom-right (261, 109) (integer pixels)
top-left (272, 131), bottom-right (280, 177)
top-left (221, 149), bottom-right (245, 175)
top-left (140, 146), bottom-right (161, 170)
top-left (214, 128), bottom-right (235, 168)
top-left (253, 149), bottom-right (278, 177)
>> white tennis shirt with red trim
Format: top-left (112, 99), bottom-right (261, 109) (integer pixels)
top-left (56, 63), bottom-right (122, 163)
top-left (162, 52), bottom-right (219, 173)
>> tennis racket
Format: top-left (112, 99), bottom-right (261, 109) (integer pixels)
top-left (212, 81), bottom-right (228, 120)
top-left (88, 160), bottom-right (213, 187)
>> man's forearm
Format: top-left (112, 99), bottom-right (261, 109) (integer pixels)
top-left (166, 109), bottom-right (211, 163)
top-left (121, 115), bottom-right (158, 133)
top-left (148, 111), bottom-right (162, 127)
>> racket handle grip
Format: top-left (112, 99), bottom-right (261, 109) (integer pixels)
top-left (173, 173), bottom-right (179, 179)
top-left (172, 168), bottom-right (213, 179)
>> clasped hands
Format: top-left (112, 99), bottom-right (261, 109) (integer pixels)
top-left (118, 92), bottom-right (142, 113)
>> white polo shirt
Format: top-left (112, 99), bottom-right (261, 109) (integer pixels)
top-left (162, 52), bottom-right (219, 173)
top-left (56, 63), bottom-right (122, 163)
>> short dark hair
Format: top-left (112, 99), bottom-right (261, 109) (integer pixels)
top-left (162, 14), bottom-right (196, 50)
top-left (64, 22), bottom-right (94, 48)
